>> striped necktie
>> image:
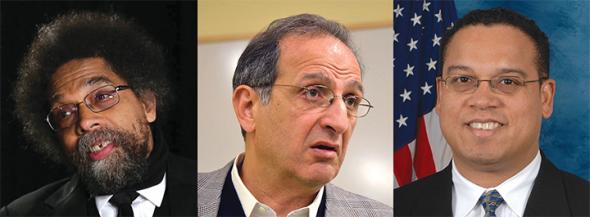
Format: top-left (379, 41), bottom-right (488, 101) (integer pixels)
top-left (479, 190), bottom-right (504, 217)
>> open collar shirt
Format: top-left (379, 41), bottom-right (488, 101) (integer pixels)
top-left (231, 153), bottom-right (324, 217)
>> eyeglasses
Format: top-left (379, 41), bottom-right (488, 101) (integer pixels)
top-left (273, 84), bottom-right (373, 117)
top-left (46, 85), bottom-right (131, 131)
top-left (438, 75), bottom-right (546, 94)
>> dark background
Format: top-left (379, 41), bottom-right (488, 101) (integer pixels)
top-left (0, 1), bottom-right (196, 205)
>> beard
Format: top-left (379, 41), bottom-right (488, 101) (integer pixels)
top-left (69, 125), bottom-right (150, 195)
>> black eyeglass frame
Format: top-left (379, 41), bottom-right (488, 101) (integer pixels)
top-left (45, 85), bottom-right (131, 131)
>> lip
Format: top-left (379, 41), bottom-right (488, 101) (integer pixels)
top-left (88, 142), bottom-right (116, 161)
top-left (309, 141), bottom-right (340, 160)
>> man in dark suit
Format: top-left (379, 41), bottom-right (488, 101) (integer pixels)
top-left (395, 8), bottom-right (589, 217)
top-left (0, 11), bottom-right (195, 216)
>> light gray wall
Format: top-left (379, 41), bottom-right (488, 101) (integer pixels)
top-left (197, 28), bottom-right (393, 206)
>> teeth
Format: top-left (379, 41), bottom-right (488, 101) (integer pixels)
top-left (90, 141), bottom-right (110, 153)
top-left (469, 122), bottom-right (501, 130)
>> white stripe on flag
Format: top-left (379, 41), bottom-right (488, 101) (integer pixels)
top-left (424, 111), bottom-right (453, 171)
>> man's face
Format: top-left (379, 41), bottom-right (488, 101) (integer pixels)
top-left (436, 25), bottom-right (555, 171)
top-left (49, 57), bottom-right (156, 194)
top-left (252, 34), bottom-right (362, 186)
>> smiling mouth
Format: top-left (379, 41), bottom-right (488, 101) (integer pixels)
top-left (89, 141), bottom-right (112, 153)
top-left (87, 141), bottom-right (116, 161)
top-left (468, 121), bottom-right (503, 130)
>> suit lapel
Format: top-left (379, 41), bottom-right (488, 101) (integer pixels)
top-left (198, 161), bottom-right (233, 217)
top-left (154, 154), bottom-right (197, 216)
top-left (44, 175), bottom-right (94, 216)
top-left (415, 164), bottom-right (453, 216)
top-left (523, 155), bottom-right (571, 216)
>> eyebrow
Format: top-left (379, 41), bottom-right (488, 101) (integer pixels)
top-left (299, 72), bottom-right (364, 94)
top-left (497, 68), bottom-right (528, 78)
top-left (50, 76), bottom-right (114, 102)
top-left (445, 65), bottom-right (474, 75)
top-left (446, 65), bottom-right (528, 78)
top-left (301, 72), bottom-right (331, 83)
top-left (86, 76), bottom-right (114, 86)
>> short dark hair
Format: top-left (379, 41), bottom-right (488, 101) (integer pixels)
top-left (232, 13), bottom-right (360, 137)
top-left (440, 8), bottom-right (550, 78)
top-left (14, 11), bottom-right (172, 164)
top-left (233, 13), bottom-right (361, 103)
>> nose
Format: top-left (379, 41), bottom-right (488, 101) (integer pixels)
top-left (75, 103), bottom-right (104, 135)
top-left (468, 81), bottom-right (502, 110)
top-left (319, 97), bottom-right (351, 135)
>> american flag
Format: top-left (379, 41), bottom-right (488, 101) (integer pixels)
top-left (394, 0), bottom-right (457, 187)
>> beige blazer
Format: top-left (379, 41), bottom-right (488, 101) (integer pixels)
top-left (198, 159), bottom-right (393, 217)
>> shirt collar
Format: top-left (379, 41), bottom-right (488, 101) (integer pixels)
top-left (452, 161), bottom-right (487, 217)
top-left (495, 151), bottom-right (541, 216)
top-left (452, 151), bottom-right (541, 217)
top-left (137, 173), bottom-right (167, 206)
top-left (95, 173), bottom-right (167, 212)
top-left (231, 153), bottom-right (324, 217)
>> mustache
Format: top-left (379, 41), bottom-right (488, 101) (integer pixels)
top-left (77, 128), bottom-right (131, 153)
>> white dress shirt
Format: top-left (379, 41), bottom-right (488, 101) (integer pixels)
top-left (231, 154), bottom-right (324, 217)
top-left (452, 151), bottom-right (541, 217)
top-left (95, 173), bottom-right (166, 217)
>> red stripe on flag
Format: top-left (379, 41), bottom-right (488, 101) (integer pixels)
top-left (414, 115), bottom-right (436, 179)
top-left (394, 144), bottom-right (413, 186)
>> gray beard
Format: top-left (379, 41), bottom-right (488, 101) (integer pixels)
top-left (69, 127), bottom-right (149, 195)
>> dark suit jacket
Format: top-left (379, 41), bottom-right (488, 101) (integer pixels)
top-left (394, 155), bottom-right (589, 216)
top-left (0, 154), bottom-right (196, 216)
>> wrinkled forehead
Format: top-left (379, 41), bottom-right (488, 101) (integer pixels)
top-left (49, 58), bottom-right (126, 102)
top-left (279, 33), bottom-right (362, 69)
top-left (278, 35), bottom-right (361, 75)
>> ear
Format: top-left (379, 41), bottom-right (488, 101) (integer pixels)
top-left (139, 90), bottom-right (157, 123)
top-left (540, 79), bottom-right (555, 119)
top-left (232, 85), bottom-right (257, 134)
